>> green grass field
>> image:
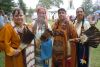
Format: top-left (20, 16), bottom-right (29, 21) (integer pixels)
top-left (0, 52), bottom-right (5, 67)
top-left (0, 20), bottom-right (100, 67)
top-left (90, 20), bottom-right (100, 67)
top-left (90, 46), bottom-right (100, 67)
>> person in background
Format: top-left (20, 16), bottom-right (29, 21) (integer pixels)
top-left (4, 15), bottom-right (10, 23)
top-left (0, 10), bottom-right (5, 51)
top-left (0, 10), bottom-right (10, 51)
top-left (69, 15), bottom-right (75, 22)
top-left (0, 10), bottom-right (5, 28)
top-left (87, 15), bottom-right (96, 25)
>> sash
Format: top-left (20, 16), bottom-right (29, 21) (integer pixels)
top-left (40, 38), bottom-right (52, 60)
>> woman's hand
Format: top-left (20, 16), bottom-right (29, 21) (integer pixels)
top-left (13, 49), bottom-right (21, 56)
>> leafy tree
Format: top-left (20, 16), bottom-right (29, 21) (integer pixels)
top-left (27, 7), bottom-right (35, 17)
top-left (81, 0), bottom-right (93, 16)
top-left (38, 0), bottom-right (63, 9)
top-left (38, 0), bottom-right (52, 9)
top-left (92, 1), bottom-right (100, 12)
top-left (0, 0), bottom-right (15, 14)
top-left (18, 0), bottom-right (27, 15)
top-left (52, 0), bottom-right (63, 8)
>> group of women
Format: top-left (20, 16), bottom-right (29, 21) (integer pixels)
top-left (0, 5), bottom-right (99, 67)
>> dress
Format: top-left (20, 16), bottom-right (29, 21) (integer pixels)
top-left (34, 20), bottom-right (52, 67)
top-left (52, 19), bottom-right (77, 67)
top-left (0, 23), bottom-right (24, 67)
top-left (74, 19), bottom-right (91, 67)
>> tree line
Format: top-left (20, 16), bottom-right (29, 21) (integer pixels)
top-left (0, 0), bottom-right (100, 16)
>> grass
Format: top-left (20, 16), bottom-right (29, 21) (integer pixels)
top-left (90, 46), bottom-right (100, 67)
top-left (90, 20), bottom-right (100, 67)
top-left (0, 20), bottom-right (100, 67)
top-left (0, 52), bottom-right (5, 67)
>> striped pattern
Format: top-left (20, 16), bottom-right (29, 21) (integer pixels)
top-left (25, 44), bottom-right (35, 67)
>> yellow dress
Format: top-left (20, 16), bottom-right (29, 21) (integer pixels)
top-left (0, 27), bottom-right (5, 51)
top-left (0, 23), bottom-right (24, 67)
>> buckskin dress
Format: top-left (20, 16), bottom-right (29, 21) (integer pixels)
top-left (52, 19), bottom-right (77, 67)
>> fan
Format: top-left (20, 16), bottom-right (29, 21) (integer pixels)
top-left (83, 26), bottom-right (100, 48)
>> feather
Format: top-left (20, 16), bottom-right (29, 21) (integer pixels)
top-left (83, 26), bottom-right (100, 48)
top-left (20, 25), bottom-right (35, 44)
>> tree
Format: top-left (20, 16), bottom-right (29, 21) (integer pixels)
top-left (81, 0), bottom-right (93, 16)
top-left (92, 0), bottom-right (100, 12)
top-left (18, 0), bottom-right (27, 15)
top-left (0, 0), bottom-right (15, 14)
top-left (38, 0), bottom-right (52, 9)
top-left (52, 0), bottom-right (63, 8)
top-left (27, 8), bottom-right (35, 17)
top-left (38, 0), bottom-right (63, 9)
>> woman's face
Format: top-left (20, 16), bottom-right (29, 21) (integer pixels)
top-left (13, 10), bottom-right (24, 26)
top-left (37, 9), bottom-right (46, 20)
top-left (58, 10), bottom-right (66, 21)
top-left (76, 8), bottom-right (84, 20)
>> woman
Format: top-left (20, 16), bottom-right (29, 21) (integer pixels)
top-left (52, 8), bottom-right (77, 67)
top-left (74, 7), bottom-right (91, 67)
top-left (0, 8), bottom-right (35, 67)
top-left (33, 6), bottom-right (52, 67)
top-left (11, 8), bottom-right (35, 67)
top-left (0, 8), bottom-right (25, 67)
